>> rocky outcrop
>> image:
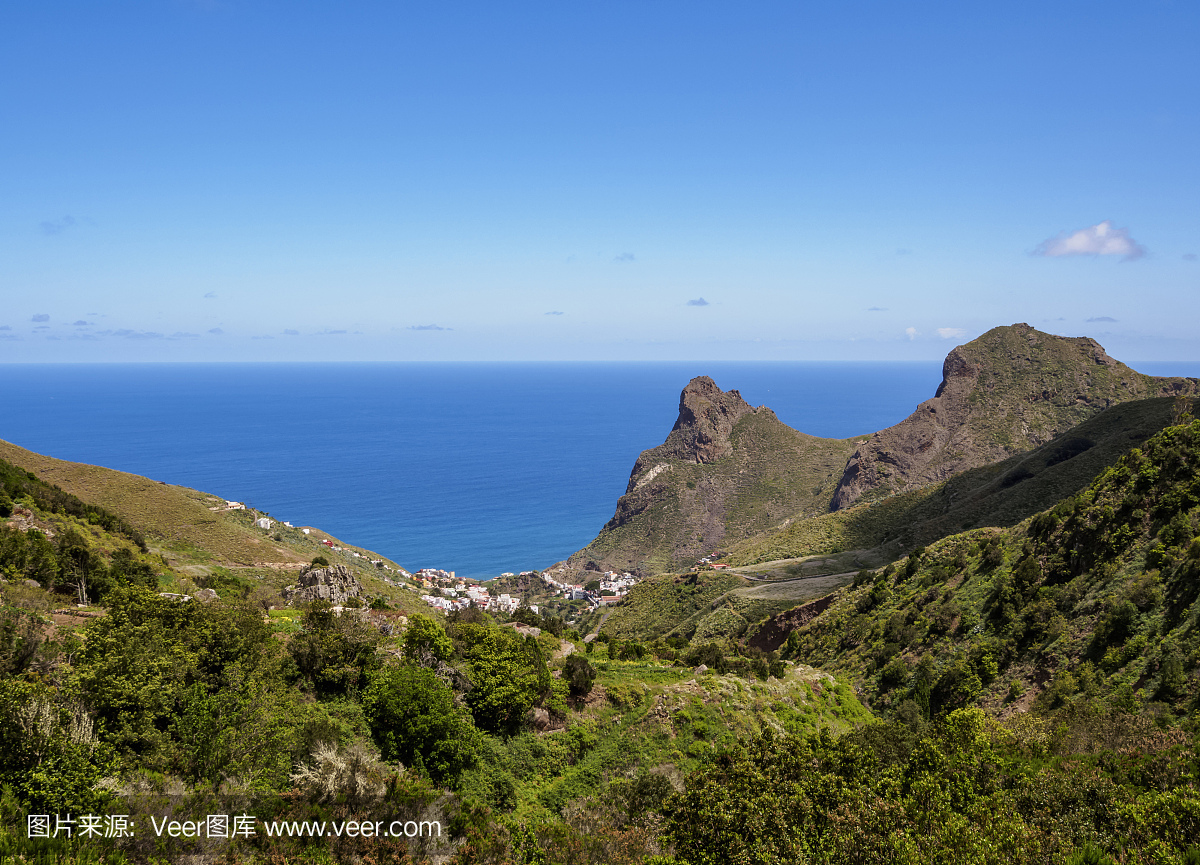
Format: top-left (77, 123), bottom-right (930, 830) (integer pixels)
top-left (569, 377), bottom-right (858, 574)
top-left (284, 564), bottom-right (364, 605)
top-left (830, 324), bottom-right (1199, 510)
top-left (634, 376), bottom-right (755, 473)
top-left (747, 594), bottom-right (838, 652)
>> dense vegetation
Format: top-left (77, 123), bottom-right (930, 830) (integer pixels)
top-left (3, 412), bottom-right (1200, 863)
top-left (658, 708), bottom-right (1200, 864)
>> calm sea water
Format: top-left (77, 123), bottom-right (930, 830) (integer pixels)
top-left (2, 361), bottom-right (1196, 579)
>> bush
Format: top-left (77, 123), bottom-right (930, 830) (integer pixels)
top-left (362, 664), bottom-right (480, 788)
top-left (563, 654), bottom-right (596, 697)
top-left (880, 657), bottom-right (909, 691)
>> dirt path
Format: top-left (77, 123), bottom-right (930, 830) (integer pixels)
top-left (588, 608), bottom-right (612, 639)
top-left (732, 571), bottom-right (857, 601)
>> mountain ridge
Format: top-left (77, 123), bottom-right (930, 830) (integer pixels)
top-left (830, 323), bottom-right (1198, 509)
top-left (569, 324), bottom-right (1199, 576)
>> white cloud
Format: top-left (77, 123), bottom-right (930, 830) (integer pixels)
top-left (937, 327), bottom-right (966, 339)
top-left (905, 327), bottom-right (918, 340)
top-left (1034, 220), bottom-right (1145, 260)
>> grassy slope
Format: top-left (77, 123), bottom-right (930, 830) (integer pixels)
top-left (573, 411), bottom-right (860, 574)
top-left (500, 647), bottom-right (873, 822)
top-left (727, 396), bottom-right (1186, 566)
top-left (0, 437), bottom-right (423, 613)
top-left (782, 417), bottom-right (1200, 722)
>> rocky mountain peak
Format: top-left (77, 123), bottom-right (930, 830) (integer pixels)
top-left (664, 376), bottom-right (755, 465)
top-left (830, 323), bottom-right (1197, 510)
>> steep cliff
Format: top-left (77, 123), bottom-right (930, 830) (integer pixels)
top-left (568, 376), bottom-right (859, 574)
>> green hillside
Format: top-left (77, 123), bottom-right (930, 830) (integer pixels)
top-left (781, 416), bottom-right (1200, 723)
top-left (728, 395), bottom-right (1191, 566)
top-left (0, 438), bottom-right (422, 614)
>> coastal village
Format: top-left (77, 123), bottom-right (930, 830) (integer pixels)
top-left (231, 499), bottom-right (643, 619)
top-left (410, 568), bottom-right (640, 617)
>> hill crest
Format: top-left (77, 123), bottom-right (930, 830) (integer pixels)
top-left (829, 323), bottom-right (1198, 509)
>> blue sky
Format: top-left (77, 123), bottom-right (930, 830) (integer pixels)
top-left (2, 1), bottom-right (1198, 362)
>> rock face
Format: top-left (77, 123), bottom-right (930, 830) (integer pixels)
top-left (284, 564), bottom-right (364, 605)
top-left (569, 376), bottom-right (858, 574)
top-left (830, 324), bottom-right (1198, 510)
top-left (643, 376), bottom-right (755, 468)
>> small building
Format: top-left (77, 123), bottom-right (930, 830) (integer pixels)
top-left (255, 517), bottom-right (273, 530)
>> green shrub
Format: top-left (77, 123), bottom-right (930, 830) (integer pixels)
top-left (564, 654), bottom-right (597, 697)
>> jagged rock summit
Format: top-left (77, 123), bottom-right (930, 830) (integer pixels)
top-left (569, 376), bottom-right (857, 573)
top-left (830, 323), bottom-right (1198, 509)
top-left (284, 563), bottom-right (364, 605)
top-left (622, 377), bottom-right (756, 496)
top-left (654, 376), bottom-right (754, 466)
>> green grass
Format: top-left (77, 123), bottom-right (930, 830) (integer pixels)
top-left (597, 570), bottom-right (742, 641)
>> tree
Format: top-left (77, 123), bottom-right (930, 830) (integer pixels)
top-left (457, 624), bottom-right (550, 735)
top-left (403, 612), bottom-right (454, 662)
top-left (0, 679), bottom-right (117, 815)
top-left (362, 664), bottom-right (480, 788)
top-left (563, 654), bottom-right (596, 697)
top-left (172, 661), bottom-right (300, 791)
top-left (288, 600), bottom-right (381, 697)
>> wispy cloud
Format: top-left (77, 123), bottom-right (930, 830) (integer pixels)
top-left (73, 320), bottom-right (89, 326)
top-left (408, 324), bottom-right (450, 331)
top-left (937, 327), bottom-right (966, 339)
top-left (31, 314), bottom-right (49, 322)
top-left (613, 252), bottom-right (636, 263)
top-left (283, 329), bottom-right (299, 335)
top-left (40, 215), bottom-right (76, 235)
top-left (905, 327), bottom-right (919, 340)
top-left (0, 326), bottom-right (10, 331)
top-left (545, 311), bottom-right (564, 316)
top-left (207, 328), bottom-right (224, 335)
top-left (96, 329), bottom-right (164, 340)
top-left (204, 291), bottom-right (217, 299)
top-left (1034, 220), bottom-right (1145, 261)
top-left (867, 306), bottom-right (888, 312)
top-left (317, 328), bottom-right (348, 335)
top-left (686, 297), bottom-right (710, 307)
top-left (1086, 316), bottom-right (1118, 323)
top-left (1184, 253), bottom-right (1197, 262)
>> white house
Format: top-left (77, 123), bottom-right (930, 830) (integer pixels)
top-left (255, 517), bottom-right (273, 530)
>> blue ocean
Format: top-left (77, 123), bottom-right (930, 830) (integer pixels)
top-left (2, 361), bottom-right (1196, 579)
